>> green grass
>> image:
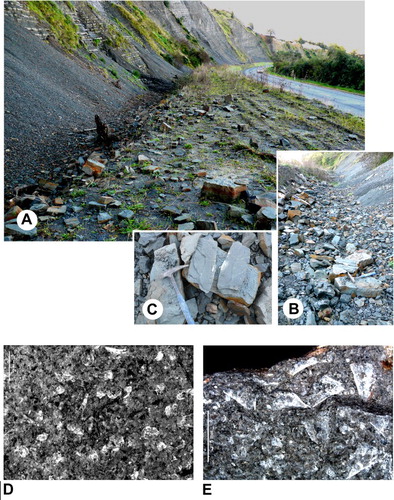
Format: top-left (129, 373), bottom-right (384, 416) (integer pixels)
top-left (266, 68), bottom-right (365, 95)
top-left (199, 200), bottom-right (211, 207)
top-left (70, 189), bottom-right (86, 198)
top-left (26, 1), bottom-right (80, 50)
top-left (119, 219), bottom-right (152, 234)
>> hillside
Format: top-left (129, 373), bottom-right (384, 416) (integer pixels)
top-left (4, 1), bottom-right (366, 241)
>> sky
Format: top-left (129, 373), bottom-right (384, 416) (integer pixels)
top-left (203, 1), bottom-right (365, 53)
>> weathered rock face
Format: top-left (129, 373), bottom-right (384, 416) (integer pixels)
top-left (204, 346), bottom-right (393, 480)
top-left (4, 345), bottom-right (193, 480)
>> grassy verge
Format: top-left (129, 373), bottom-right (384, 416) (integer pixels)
top-left (266, 68), bottom-right (365, 95)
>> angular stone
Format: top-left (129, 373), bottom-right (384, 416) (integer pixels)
top-left (5, 205), bottom-right (22, 221)
top-left (64, 217), bottom-right (80, 228)
top-left (228, 205), bottom-right (249, 220)
top-left (258, 233), bottom-right (272, 258)
top-left (30, 202), bottom-right (49, 214)
top-left (330, 258), bottom-right (359, 278)
top-left (334, 276), bottom-right (384, 298)
top-left (98, 196), bottom-right (115, 205)
top-left (137, 154), bottom-right (150, 164)
top-left (180, 233), bottom-right (201, 264)
top-left (186, 235), bottom-right (218, 293)
top-left (217, 234), bottom-right (234, 250)
top-left (53, 198), bottom-right (63, 205)
top-left (118, 210), bottom-right (135, 220)
top-left (145, 243), bottom-right (185, 324)
top-left (177, 222), bottom-right (195, 231)
top-left (138, 234), bottom-right (165, 254)
top-left (217, 242), bottom-right (260, 305)
top-left (88, 201), bottom-right (107, 209)
top-left (289, 233), bottom-right (299, 246)
top-left (82, 159), bottom-right (105, 177)
top-left (288, 209), bottom-right (302, 220)
top-left (97, 212), bottom-right (112, 224)
top-left (201, 178), bottom-right (247, 203)
top-left (241, 232), bottom-right (256, 248)
top-left (256, 206), bottom-right (276, 229)
top-left (161, 206), bottom-right (183, 217)
top-left (347, 250), bottom-right (373, 270)
top-left (47, 205), bottom-right (67, 215)
top-left (4, 224), bottom-right (37, 238)
top-left (38, 179), bottom-right (58, 192)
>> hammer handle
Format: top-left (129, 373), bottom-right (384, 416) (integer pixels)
top-left (170, 275), bottom-right (195, 325)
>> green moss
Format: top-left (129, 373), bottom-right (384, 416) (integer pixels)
top-left (26, 1), bottom-right (80, 50)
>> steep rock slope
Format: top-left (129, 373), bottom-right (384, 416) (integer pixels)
top-left (4, 0), bottom-right (270, 191)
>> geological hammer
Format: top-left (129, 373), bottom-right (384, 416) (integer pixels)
top-left (161, 265), bottom-right (195, 325)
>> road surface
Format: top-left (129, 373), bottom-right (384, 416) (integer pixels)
top-left (244, 66), bottom-right (364, 117)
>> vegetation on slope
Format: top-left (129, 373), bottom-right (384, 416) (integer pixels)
top-left (26, 0), bottom-right (80, 49)
top-left (272, 45), bottom-right (364, 91)
top-left (113, 1), bottom-right (210, 68)
top-left (211, 9), bottom-right (248, 62)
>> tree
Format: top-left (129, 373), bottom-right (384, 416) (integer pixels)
top-left (267, 29), bottom-right (275, 38)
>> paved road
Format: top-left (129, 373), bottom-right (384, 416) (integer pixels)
top-left (244, 66), bottom-right (364, 117)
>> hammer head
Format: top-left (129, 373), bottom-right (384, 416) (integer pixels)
top-left (161, 264), bottom-right (189, 279)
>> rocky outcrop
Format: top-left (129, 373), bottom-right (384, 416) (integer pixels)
top-left (204, 345), bottom-right (393, 480)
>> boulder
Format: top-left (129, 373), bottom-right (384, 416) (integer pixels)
top-left (201, 178), bottom-right (247, 203)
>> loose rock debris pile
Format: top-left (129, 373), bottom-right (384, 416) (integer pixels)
top-left (204, 345), bottom-right (393, 480)
top-left (278, 170), bottom-right (393, 325)
top-left (135, 232), bottom-right (272, 325)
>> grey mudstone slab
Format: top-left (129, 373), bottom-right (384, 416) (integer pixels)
top-left (253, 277), bottom-right (272, 324)
top-left (138, 234), bottom-right (166, 254)
top-left (146, 243), bottom-right (185, 324)
top-left (217, 242), bottom-right (260, 305)
top-left (4, 224), bottom-right (37, 238)
top-left (289, 233), bottom-right (299, 246)
top-left (180, 233), bottom-right (201, 264)
top-left (118, 209), bottom-right (135, 219)
top-left (334, 276), bottom-right (384, 298)
top-left (204, 346), bottom-right (393, 480)
top-left (186, 235), bottom-right (218, 293)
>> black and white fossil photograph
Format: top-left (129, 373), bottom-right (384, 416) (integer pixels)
top-left (4, 345), bottom-right (193, 480)
top-left (203, 345), bottom-right (393, 480)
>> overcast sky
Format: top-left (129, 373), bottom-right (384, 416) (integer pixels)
top-left (203, 1), bottom-right (364, 53)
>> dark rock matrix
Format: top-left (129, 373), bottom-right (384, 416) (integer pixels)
top-left (204, 345), bottom-right (393, 480)
top-left (4, 345), bottom-right (193, 480)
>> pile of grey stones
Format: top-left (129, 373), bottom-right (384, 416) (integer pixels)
top-left (134, 231), bottom-right (272, 325)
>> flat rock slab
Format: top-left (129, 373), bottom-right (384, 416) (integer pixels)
top-left (204, 346), bottom-right (393, 480)
top-left (148, 243), bottom-right (185, 324)
top-left (186, 235), bottom-right (218, 293)
top-left (347, 250), bottom-right (373, 269)
top-left (201, 178), bottom-right (247, 203)
top-left (180, 233), bottom-right (201, 264)
top-left (217, 242), bottom-right (260, 306)
top-left (254, 277), bottom-right (272, 324)
top-left (334, 276), bottom-right (384, 297)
